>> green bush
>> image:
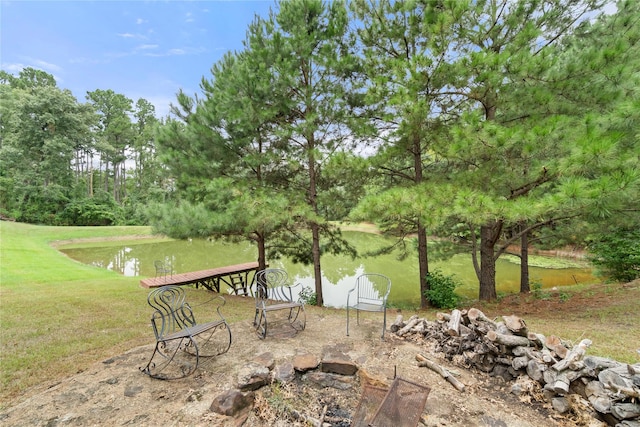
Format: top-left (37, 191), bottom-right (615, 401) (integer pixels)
top-left (298, 286), bottom-right (317, 306)
top-left (60, 191), bottom-right (124, 226)
top-left (424, 269), bottom-right (461, 309)
top-left (531, 280), bottom-right (551, 300)
top-left (588, 227), bottom-right (640, 283)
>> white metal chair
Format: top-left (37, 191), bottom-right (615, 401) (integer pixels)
top-left (346, 273), bottom-right (392, 339)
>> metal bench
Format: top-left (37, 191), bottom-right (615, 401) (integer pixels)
top-left (346, 273), bottom-right (392, 338)
top-left (253, 268), bottom-right (306, 339)
top-left (140, 285), bottom-right (232, 380)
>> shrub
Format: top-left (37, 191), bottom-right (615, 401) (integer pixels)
top-left (60, 192), bottom-right (124, 226)
top-left (424, 269), bottom-right (461, 309)
top-left (298, 286), bottom-right (317, 306)
top-left (588, 227), bottom-right (640, 283)
top-left (531, 280), bottom-right (551, 300)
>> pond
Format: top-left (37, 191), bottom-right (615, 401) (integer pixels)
top-left (59, 231), bottom-right (596, 308)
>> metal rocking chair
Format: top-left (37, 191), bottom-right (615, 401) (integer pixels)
top-left (140, 285), bottom-right (232, 380)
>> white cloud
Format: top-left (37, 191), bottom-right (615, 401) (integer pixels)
top-left (1, 62), bottom-right (26, 73)
top-left (3, 57), bottom-right (63, 75)
top-left (185, 12), bottom-right (194, 23)
top-left (69, 57), bottom-right (109, 65)
top-left (137, 44), bottom-right (159, 50)
top-left (136, 18), bottom-right (147, 25)
top-left (29, 58), bottom-right (63, 73)
top-left (0, 61), bottom-right (63, 84)
top-left (117, 32), bottom-right (147, 40)
top-left (143, 46), bottom-right (206, 57)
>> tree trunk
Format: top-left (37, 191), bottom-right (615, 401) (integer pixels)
top-left (520, 224), bottom-right (530, 293)
top-left (307, 131), bottom-right (324, 307)
top-left (479, 223), bottom-right (499, 301)
top-left (412, 128), bottom-right (430, 309)
top-left (417, 223), bottom-right (430, 309)
top-left (311, 222), bottom-right (324, 307)
top-left (256, 232), bottom-right (267, 271)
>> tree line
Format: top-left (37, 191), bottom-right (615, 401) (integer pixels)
top-left (1, 0), bottom-right (638, 305)
top-left (0, 68), bottom-right (168, 226)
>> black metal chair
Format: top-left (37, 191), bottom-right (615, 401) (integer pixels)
top-left (140, 285), bottom-right (232, 380)
top-left (253, 268), bottom-right (306, 339)
top-left (346, 273), bottom-right (392, 338)
top-left (154, 260), bottom-right (172, 280)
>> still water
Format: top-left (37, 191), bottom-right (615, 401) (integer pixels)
top-left (60, 231), bottom-right (596, 308)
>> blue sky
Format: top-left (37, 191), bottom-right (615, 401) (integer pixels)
top-left (1, 1), bottom-right (275, 118)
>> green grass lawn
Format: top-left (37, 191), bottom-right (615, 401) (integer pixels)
top-left (0, 221), bottom-right (253, 405)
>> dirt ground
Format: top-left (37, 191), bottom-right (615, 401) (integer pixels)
top-left (0, 305), bottom-right (598, 427)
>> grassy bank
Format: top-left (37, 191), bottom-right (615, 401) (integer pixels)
top-left (1, 221), bottom-right (638, 406)
top-left (0, 222), bottom-right (254, 405)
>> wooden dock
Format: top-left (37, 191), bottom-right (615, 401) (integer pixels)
top-left (140, 262), bottom-right (261, 294)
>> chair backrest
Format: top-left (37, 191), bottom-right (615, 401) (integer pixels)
top-left (147, 285), bottom-right (196, 340)
top-left (354, 273), bottom-right (391, 306)
top-left (154, 260), bottom-right (166, 272)
top-left (254, 268), bottom-right (294, 303)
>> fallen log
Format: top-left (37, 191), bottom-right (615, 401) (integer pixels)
top-left (467, 307), bottom-right (493, 324)
top-left (553, 371), bottom-right (571, 394)
top-left (526, 359), bottom-right (545, 382)
top-left (436, 312), bottom-right (451, 322)
top-left (599, 365), bottom-right (640, 399)
top-left (527, 332), bottom-right (545, 348)
top-left (611, 402), bottom-right (640, 421)
top-left (544, 335), bottom-right (568, 359)
top-left (541, 349), bottom-right (559, 364)
top-left (503, 315), bottom-right (528, 336)
top-left (447, 309), bottom-right (462, 337)
top-left (585, 380), bottom-right (611, 414)
top-left (459, 323), bottom-right (473, 337)
top-left (512, 355), bottom-right (529, 371)
top-left (552, 339), bottom-right (592, 372)
top-left (486, 330), bottom-right (532, 347)
top-left (416, 353), bottom-right (466, 392)
top-left (390, 314), bottom-right (404, 333)
top-left (472, 322), bottom-right (494, 335)
top-left (397, 316), bottom-right (421, 337)
top-left (495, 322), bottom-right (511, 336)
top-left (583, 355), bottom-right (623, 374)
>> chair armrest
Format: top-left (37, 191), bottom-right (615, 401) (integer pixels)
top-left (346, 285), bottom-right (357, 305)
top-left (190, 295), bottom-right (227, 322)
top-left (290, 282), bottom-right (305, 304)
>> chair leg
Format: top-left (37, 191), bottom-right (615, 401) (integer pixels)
top-left (140, 337), bottom-right (198, 380)
top-left (346, 306), bottom-right (349, 336)
top-left (254, 309), bottom-right (267, 339)
top-left (288, 306), bottom-right (305, 331)
top-left (382, 307), bottom-right (387, 339)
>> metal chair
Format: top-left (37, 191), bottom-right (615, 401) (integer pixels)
top-left (140, 285), bottom-right (232, 380)
top-left (253, 268), bottom-right (306, 339)
top-left (346, 273), bottom-right (392, 338)
top-left (154, 260), bottom-right (172, 280)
